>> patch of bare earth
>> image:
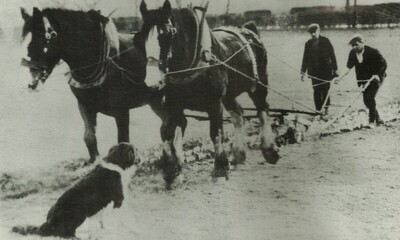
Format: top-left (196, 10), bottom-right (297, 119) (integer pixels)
top-left (1, 119), bottom-right (400, 240)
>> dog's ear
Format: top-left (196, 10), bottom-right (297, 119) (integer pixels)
top-left (105, 143), bottom-right (137, 169)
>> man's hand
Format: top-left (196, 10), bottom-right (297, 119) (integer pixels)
top-left (333, 70), bottom-right (340, 78)
top-left (300, 74), bottom-right (305, 82)
top-left (333, 77), bottom-right (340, 84)
top-left (371, 75), bottom-right (380, 82)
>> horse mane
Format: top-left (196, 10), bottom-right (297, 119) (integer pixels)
top-left (169, 8), bottom-right (199, 67)
top-left (104, 16), bottom-right (120, 57)
top-left (41, 8), bottom-right (120, 55)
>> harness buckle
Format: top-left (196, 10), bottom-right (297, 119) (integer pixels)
top-left (45, 30), bottom-right (57, 40)
top-left (201, 50), bottom-right (212, 63)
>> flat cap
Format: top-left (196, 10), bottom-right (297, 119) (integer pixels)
top-left (307, 23), bottom-right (320, 33)
top-left (348, 33), bottom-right (364, 45)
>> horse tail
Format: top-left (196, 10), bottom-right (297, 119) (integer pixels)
top-left (243, 21), bottom-right (259, 36)
top-left (12, 225), bottom-right (40, 236)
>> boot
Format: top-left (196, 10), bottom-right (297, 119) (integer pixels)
top-left (375, 110), bottom-right (384, 126)
top-left (368, 110), bottom-right (375, 124)
top-left (323, 107), bottom-right (329, 116)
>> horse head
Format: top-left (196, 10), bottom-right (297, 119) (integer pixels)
top-left (21, 7), bottom-right (61, 90)
top-left (21, 8), bottom-right (115, 90)
top-left (139, 0), bottom-right (203, 78)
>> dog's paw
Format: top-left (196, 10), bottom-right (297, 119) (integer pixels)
top-left (113, 201), bottom-right (122, 208)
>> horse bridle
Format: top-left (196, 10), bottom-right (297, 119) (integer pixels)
top-left (22, 16), bottom-right (58, 89)
top-left (156, 21), bottom-right (176, 74)
top-left (156, 6), bottom-right (210, 77)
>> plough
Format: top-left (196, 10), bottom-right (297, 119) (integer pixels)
top-left (184, 107), bottom-right (319, 123)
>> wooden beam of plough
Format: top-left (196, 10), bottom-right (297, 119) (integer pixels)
top-left (184, 108), bottom-right (319, 122)
top-left (243, 108), bottom-right (320, 116)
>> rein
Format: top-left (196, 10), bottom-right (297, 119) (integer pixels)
top-left (163, 27), bottom-right (259, 89)
top-left (160, 5), bottom-right (210, 83)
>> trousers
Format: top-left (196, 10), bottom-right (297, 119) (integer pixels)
top-left (311, 77), bottom-right (331, 111)
top-left (362, 80), bottom-right (382, 123)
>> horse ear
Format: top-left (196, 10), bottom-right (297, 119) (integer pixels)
top-left (33, 7), bottom-right (42, 17)
top-left (20, 8), bottom-right (31, 22)
top-left (88, 9), bottom-right (109, 24)
top-left (163, 0), bottom-right (172, 13)
top-left (140, 0), bottom-right (147, 16)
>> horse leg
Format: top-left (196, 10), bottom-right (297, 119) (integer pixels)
top-left (223, 98), bottom-right (246, 166)
top-left (160, 108), bottom-right (186, 189)
top-left (78, 103), bottom-right (99, 164)
top-left (147, 87), bottom-right (168, 123)
top-left (208, 103), bottom-right (229, 179)
top-left (115, 111), bottom-right (130, 143)
top-left (248, 86), bottom-right (280, 164)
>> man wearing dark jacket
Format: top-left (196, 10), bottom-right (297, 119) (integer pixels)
top-left (301, 23), bottom-right (339, 115)
top-left (334, 34), bottom-right (387, 126)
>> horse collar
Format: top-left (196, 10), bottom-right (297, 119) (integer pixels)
top-left (68, 22), bottom-right (110, 89)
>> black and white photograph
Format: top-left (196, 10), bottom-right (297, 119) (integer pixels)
top-left (0, 0), bottom-right (399, 239)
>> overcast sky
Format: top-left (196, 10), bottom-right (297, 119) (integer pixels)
top-left (98, 0), bottom-right (400, 16)
top-left (1, 0), bottom-right (400, 27)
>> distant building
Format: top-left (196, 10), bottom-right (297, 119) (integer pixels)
top-left (349, 3), bottom-right (400, 26)
top-left (289, 6), bottom-right (345, 28)
top-left (112, 16), bottom-right (142, 33)
top-left (243, 10), bottom-right (274, 27)
top-left (290, 6), bottom-right (336, 15)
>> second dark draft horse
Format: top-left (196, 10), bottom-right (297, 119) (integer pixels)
top-left (139, 0), bottom-right (280, 187)
top-left (20, 8), bottom-right (165, 163)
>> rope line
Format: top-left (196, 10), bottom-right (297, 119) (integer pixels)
top-left (157, 38), bottom-right (320, 114)
top-left (249, 42), bottom-right (333, 83)
top-left (163, 41), bottom-right (251, 76)
top-left (310, 78), bottom-right (374, 137)
top-left (64, 45), bottom-right (137, 76)
top-left (32, 45), bottom-right (138, 81)
top-left (23, 31), bottom-right (348, 117)
top-left (213, 57), bottom-right (319, 114)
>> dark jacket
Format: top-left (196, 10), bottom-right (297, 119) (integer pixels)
top-left (301, 35), bottom-right (338, 79)
top-left (346, 45), bottom-right (387, 86)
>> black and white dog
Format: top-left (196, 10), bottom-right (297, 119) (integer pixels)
top-left (12, 142), bottom-right (140, 238)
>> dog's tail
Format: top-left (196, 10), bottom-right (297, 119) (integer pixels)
top-left (12, 225), bottom-right (40, 236)
top-left (243, 21), bottom-right (260, 36)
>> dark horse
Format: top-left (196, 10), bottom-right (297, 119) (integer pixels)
top-left (20, 7), bottom-right (165, 163)
top-left (139, 0), bottom-right (279, 187)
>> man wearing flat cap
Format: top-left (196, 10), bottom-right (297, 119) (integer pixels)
top-left (301, 23), bottom-right (339, 115)
top-left (334, 34), bottom-right (387, 126)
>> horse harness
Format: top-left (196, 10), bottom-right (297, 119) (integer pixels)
top-left (66, 21), bottom-right (109, 89)
top-left (160, 8), bottom-right (260, 91)
top-left (23, 14), bottom-right (143, 89)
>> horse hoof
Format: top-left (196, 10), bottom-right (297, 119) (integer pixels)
top-left (231, 148), bottom-right (246, 166)
top-left (83, 158), bottom-right (96, 166)
top-left (262, 147), bottom-right (280, 164)
top-left (86, 156), bottom-right (99, 165)
top-left (212, 167), bottom-right (229, 180)
top-left (165, 174), bottom-right (183, 190)
top-left (212, 152), bottom-right (230, 180)
top-left (162, 163), bottom-right (182, 189)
